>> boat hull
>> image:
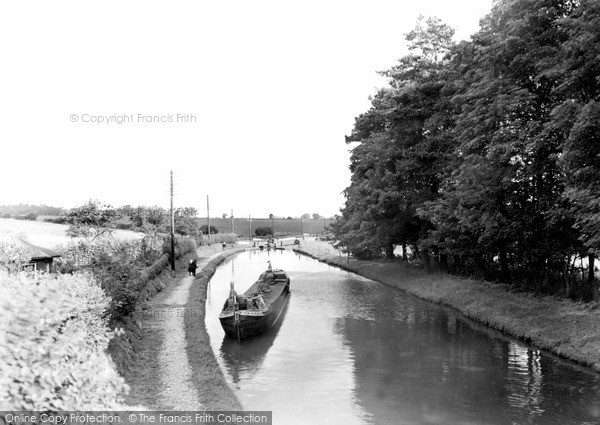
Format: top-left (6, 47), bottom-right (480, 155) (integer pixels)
top-left (220, 279), bottom-right (290, 340)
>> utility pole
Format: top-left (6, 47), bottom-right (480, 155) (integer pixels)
top-left (207, 195), bottom-right (211, 244)
top-left (170, 171), bottom-right (175, 271)
top-left (249, 215), bottom-right (253, 242)
top-left (231, 209), bottom-right (234, 234)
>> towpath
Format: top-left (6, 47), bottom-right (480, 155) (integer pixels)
top-left (129, 245), bottom-right (226, 409)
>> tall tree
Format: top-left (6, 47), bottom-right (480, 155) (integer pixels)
top-left (424, 0), bottom-right (579, 287)
top-left (553, 0), bottom-right (600, 296)
top-left (336, 16), bottom-right (456, 259)
top-left (66, 200), bottom-right (120, 241)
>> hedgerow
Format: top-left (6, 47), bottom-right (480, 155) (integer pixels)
top-left (0, 272), bottom-right (128, 410)
top-left (198, 233), bottom-right (238, 246)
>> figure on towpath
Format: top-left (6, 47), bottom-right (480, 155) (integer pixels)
top-left (188, 259), bottom-right (198, 276)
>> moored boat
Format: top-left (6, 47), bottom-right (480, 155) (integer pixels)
top-left (219, 265), bottom-right (290, 340)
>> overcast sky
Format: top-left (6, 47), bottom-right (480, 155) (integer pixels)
top-left (0, 0), bottom-right (492, 218)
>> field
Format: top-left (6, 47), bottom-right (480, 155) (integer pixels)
top-left (201, 217), bottom-right (334, 237)
top-left (0, 218), bottom-right (142, 250)
top-left (0, 216), bottom-right (333, 251)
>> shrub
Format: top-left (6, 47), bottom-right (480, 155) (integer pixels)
top-left (255, 227), bottom-right (273, 237)
top-left (0, 272), bottom-right (128, 410)
top-left (43, 216), bottom-right (70, 224)
top-left (198, 233), bottom-right (238, 246)
top-left (0, 241), bottom-right (30, 273)
top-left (161, 234), bottom-right (197, 258)
top-left (200, 224), bottom-right (219, 235)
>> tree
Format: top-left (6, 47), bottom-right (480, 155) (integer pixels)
top-left (174, 207), bottom-right (200, 237)
top-left (301, 213), bottom-right (311, 220)
top-left (66, 200), bottom-right (120, 241)
top-left (552, 0), bottom-right (600, 296)
top-left (200, 225), bottom-right (218, 235)
top-left (255, 227), bottom-right (273, 237)
top-left (312, 213), bottom-right (323, 219)
top-left (0, 241), bottom-right (30, 274)
top-left (336, 16), bottom-right (456, 259)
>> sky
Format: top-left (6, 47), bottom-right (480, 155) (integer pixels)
top-left (0, 0), bottom-right (492, 219)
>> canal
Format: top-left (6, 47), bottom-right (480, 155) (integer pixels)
top-left (205, 249), bottom-right (600, 425)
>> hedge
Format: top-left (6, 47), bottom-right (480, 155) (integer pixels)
top-left (0, 272), bottom-right (128, 410)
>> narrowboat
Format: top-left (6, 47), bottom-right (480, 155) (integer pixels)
top-left (219, 265), bottom-right (290, 340)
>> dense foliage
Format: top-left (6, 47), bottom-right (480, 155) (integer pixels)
top-left (59, 234), bottom-right (195, 325)
top-left (0, 241), bottom-right (31, 274)
top-left (0, 272), bottom-right (127, 409)
top-left (335, 0), bottom-right (600, 300)
top-left (0, 204), bottom-right (64, 217)
top-left (255, 227), bottom-right (273, 237)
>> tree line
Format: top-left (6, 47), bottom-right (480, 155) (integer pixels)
top-left (333, 0), bottom-right (600, 300)
top-left (63, 201), bottom-right (217, 239)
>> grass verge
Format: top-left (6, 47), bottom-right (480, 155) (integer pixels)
top-left (295, 241), bottom-right (600, 373)
top-left (185, 249), bottom-right (245, 410)
top-left (116, 250), bottom-right (198, 408)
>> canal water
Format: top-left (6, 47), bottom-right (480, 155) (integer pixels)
top-left (205, 250), bottom-right (600, 425)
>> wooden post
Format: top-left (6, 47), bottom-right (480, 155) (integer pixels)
top-left (231, 209), bottom-right (234, 234)
top-left (170, 171), bottom-right (175, 271)
top-left (207, 195), bottom-right (211, 244)
top-left (249, 215), bottom-right (253, 242)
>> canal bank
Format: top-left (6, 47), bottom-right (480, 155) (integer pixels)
top-left (124, 244), bottom-right (244, 409)
top-left (295, 241), bottom-right (600, 373)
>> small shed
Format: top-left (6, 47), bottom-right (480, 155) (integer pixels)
top-left (20, 238), bottom-right (61, 273)
top-left (0, 234), bottom-right (62, 273)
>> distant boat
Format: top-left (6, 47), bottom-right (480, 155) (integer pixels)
top-left (219, 268), bottom-right (290, 340)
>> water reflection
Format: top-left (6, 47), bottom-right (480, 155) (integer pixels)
top-left (219, 294), bottom-right (290, 385)
top-left (205, 250), bottom-right (600, 425)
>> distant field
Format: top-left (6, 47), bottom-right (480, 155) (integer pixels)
top-left (202, 218), bottom-right (335, 237)
top-left (0, 218), bottom-right (142, 250)
top-left (0, 217), bottom-right (333, 250)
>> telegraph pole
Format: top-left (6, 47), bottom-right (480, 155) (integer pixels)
top-left (207, 195), bottom-right (211, 244)
top-left (170, 171), bottom-right (175, 271)
top-left (271, 216), bottom-right (274, 239)
top-left (249, 215), bottom-right (253, 242)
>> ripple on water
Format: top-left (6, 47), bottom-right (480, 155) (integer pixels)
top-left (205, 250), bottom-right (600, 425)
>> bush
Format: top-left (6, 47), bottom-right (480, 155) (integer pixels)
top-left (114, 222), bottom-right (133, 230)
top-left (0, 241), bottom-right (30, 273)
top-left (198, 233), bottom-right (238, 246)
top-left (0, 213), bottom-right (11, 219)
top-left (12, 213), bottom-right (38, 221)
top-left (58, 237), bottom-right (167, 324)
top-left (0, 272), bottom-right (128, 410)
top-left (200, 224), bottom-right (218, 235)
top-left (255, 227), bottom-right (273, 237)
top-left (161, 234), bottom-right (197, 258)
top-left (43, 216), bottom-right (70, 224)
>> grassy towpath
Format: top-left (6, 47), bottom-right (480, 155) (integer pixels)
top-left (125, 244), bottom-right (243, 409)
top-left (295, 241), bottom-right (600, 373)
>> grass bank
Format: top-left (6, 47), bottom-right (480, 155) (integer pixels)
top-left (122, 245), bottom-right (244, 409)
top-left (185, 249), bottom-right (246, 410)
top-left (296, 241), bottom-right (600, 373)
top-left (115, 249), bottom-right (199, 408)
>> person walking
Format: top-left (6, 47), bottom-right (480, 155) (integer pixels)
top-left (188, 259), bottom-right (198, 276)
